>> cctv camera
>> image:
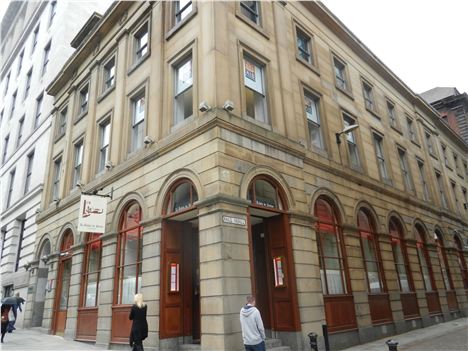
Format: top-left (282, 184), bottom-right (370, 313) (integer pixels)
top-left (76, 182), bottom-right (84, 189)
top-left (143, 136), bottom-right (154, 145)
top-left (199, 101), bottom-right (211, 112)
top-left (105, 160), bottom-right (113, 170)
top-left (223, 100), bottom-right (234, 111)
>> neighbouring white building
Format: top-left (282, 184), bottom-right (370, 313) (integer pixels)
top-left (0, 0), bottom-right (112, 328)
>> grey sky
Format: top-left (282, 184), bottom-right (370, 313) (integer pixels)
top-left (322, 0), bottom-right (468, 95)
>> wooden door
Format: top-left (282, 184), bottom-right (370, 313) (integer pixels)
top-left (191, 227), bottom-right (200, 342)
top-left (264, 215), bottom-right (300, 331)
top-left (53, 258), bottom-right (72, 335)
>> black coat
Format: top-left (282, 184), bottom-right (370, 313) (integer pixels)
top-left (129, 304), bottom-right (148, 345)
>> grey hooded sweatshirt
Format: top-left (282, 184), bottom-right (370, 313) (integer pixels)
top-left (240, 304), bottom-right (266, 345)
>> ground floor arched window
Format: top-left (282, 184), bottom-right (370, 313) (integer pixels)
top-left (454, 235), bottom-right (468, 289)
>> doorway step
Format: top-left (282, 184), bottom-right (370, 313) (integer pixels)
top-left (179, 344), bottom-right (201, 351)
top-left (266, 338), bottom-right (291, 351)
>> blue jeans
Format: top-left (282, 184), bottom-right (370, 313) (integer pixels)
top-left (244, 341), bottom-right (266, 351)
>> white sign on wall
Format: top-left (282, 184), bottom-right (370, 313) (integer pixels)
top-left (78, 194), bottom-right (108, 233)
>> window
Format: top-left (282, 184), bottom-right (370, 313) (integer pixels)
top-left (165, 180), bottom-right (199, 215)
top-left (1, 229), bottom-right (6, 260)
top-left (434, 232), bottom-right (453, 291)
top-left (16, 117), bottom-right (24, 147)
top-left (10, 90), bottom-right (17, 119)
top-left (174, 0), bottom-right (192, 24)
top-left (343, 114), bottom-right (360, 170)
top-left (333, 56), bottom-right (349, 92)
top-left (362, 81), bottom-right (375, 112)
top-left (81, 233), bottom-right (102, 307)
top-left (14, 220), bottom-right (26, 272)
top-left (417, 160), bottom-right (430, 201)
top-left (103, 57), bottom-right (115, 91)
top-left (130, 91), bottom-right (145, 153)
top-left (463, 187), bottom-right (467, 211)
top-left (296, 28), bottom-right (312, 64)
top-left (415, 225), bottom-right (435, 291)
top-left (314, 198), bottom-right (349, 295)
top-left (34, 93), bottom-right (43, 128)
top-left (464, 162), bottom-right (468, 178)
top-left (31, 25), bottom-right (39, 53)
top-left (134, 23), bottom-right (149, 61)
top-left (425, 131), bottom-right (434, 155)
top-left (57, 106), bottom-right (67, 137)
top-left (450, 181), bottom-right (459, 211)
top-left (49, 1), bottom-right (57, 27)
top-left (406, 117), bottom-right (417, 142)
top-left (304, 90), bottom-right (324, 150)
top-left (17, 50), bottom-right (24, 76)
top-left (24, 152), bottom-right (34, 194)
top-left (240, 1), bottom-right (260, 25)
top-left (0, 109), bottom-right (3, 124)
top-left (174, 57), bottom-right (193, 124)
top-left (42, 42), bottom-right (51, 76)
top-left (243, 55), bottom-right (267, 123)
top-left (398, 148), bottom-right (413, 191)
top-left (52, 156), bottom-right (62, 201)
top-left (7, 169), bottom-right (16, 207)
top-left (435, 171), bottom-right (448, 208)
top-left (78, 84), bottom-right (89, 115)
top-left (358, 209), bottom-right (385, 293)
top-left (4, 72), bottom-right (10, 96)
top-left (454, 236), bottom-right (468, 289)
top-left (73, 141), bottom-right (84, 186)
top-left (386, 101), bottom-right (397, 128)
top-left (98, 119), bottom-right (111, 172)
top-left (24, 69), bottom-right (32, 99)
top-left (373, 133), bottom-right (390, 183)
top-left (389, 218), bottom-right (413, 292)
top-left (115, 203), bottom-right (143, 305)
top-left (2, 135), bottom-right (9, 164)
top-left (453, 152), bottom-right (460, 174)
top-left (441, 144), bottom-right (449, 167)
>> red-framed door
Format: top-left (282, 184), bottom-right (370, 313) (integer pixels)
top-left (52, 257), bottom-right (72, 335)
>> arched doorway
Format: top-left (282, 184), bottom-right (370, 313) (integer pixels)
top-left (160, 179), bottom-right (200, 344)
top-left (31, 239), bottom-right (51, 327)
top-left (247, 176), bottom-right (300, 335)
top-left (52, 230), bottom-right (74, 335)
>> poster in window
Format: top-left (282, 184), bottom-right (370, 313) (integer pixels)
top-left (244, 58), bottom-right (263, 94)
top-left (169, 263), bottom-right (179, 292)
top-left (273, 256), bottom-right (285, 287)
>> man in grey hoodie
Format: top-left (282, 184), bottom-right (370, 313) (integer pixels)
top-left (240, 296), bottom-right (266, 351)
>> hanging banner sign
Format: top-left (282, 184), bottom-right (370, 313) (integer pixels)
top-left (78, 194), bottom-right (108, 233)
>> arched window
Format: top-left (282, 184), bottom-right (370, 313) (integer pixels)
top-left (60, 231), bottom-right (74, 256)
top-left (314, 198), bottom-right (348, 295)
top-left (81, 233), bottom-right (102, 307)
top-left (415, 225), bottom-right (435, 291)
top-left (454, 235), bottom-right (468, 289)
top-left (389, 218), bottom-right (413, 292)
top-left (248, 177), bottom-right (284, 210)
top-left (165, 180), bottom-right (198, 215)
top-left (434, 231), bottom-right (453, 290)
top-left (115, 203), bottom-right (142, 305)
top-left (357, 209), bottom-right (385, 293)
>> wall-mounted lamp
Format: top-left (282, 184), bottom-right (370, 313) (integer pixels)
top-left (41, 255), bottom-right (49, 264)
top-left (335, 124), bottom-right (359, 144)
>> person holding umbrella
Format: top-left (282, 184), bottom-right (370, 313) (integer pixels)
top-left (1, 304), bottom-right (11, 343)
top-left (2, 293), bottom-right (25, 333)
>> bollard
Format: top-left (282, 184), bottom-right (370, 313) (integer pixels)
top-left (386, 339), bottom-right (398, 351)
top-left (308, 332), bottom-right (318, 351)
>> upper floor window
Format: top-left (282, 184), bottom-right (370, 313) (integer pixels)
top-left (2, 135), bottom-right (9, 164)
top-left (417, 159), bottom-right (431, 202)
top-left (10, 90), bottom-right (17, 119)
top-left (398, 148), bottom-right (413, 191)
top-left (98, 119), bottom-right (111, 173)
top-left (134, 23), bottom-right (149, 62)
top-left (343, 114), bottom-right (360, 170)
top-left (425, 130), bottom-right (435, 155)
top-left (441, 144), bottom-right (449, 167)
top-left (78, 84), bottom-right (89, 116)
top-left (42, 42), bottom-right (51, 76)
top-left (373, 133), bottom-right (390, 183)
top-left (24, 69), bottom-right (32, 100)
top-left (453, 152), bottom-right (460, 174)
top-left (6, 169), bottom-right (16, 208)
top-left (296, 28), bottom-right (312, 65)
top-left (14, 220), bottom-right (26, 272)
top-left (386, 101), bottom-right (397, 128)
top-left (34, 93), bottom-right (43, 128)
top-left (435, 171), bottom-right (448, 208)
top-left (24, 151), bottom-right (34, 194)
top-left (174, 0), bottom-right (193, 24)
top-left (17, 50), bottom-right (24, 76)
top-left (16, 117), bottom-right (24, 148)
top-left (31, 25), bottom-right (39, 54)
top-left (464, 161), bottom-right (468, 179)
top-left (52, 156), bottom-right (62, 201)
top-left (406, 117), bottom-right (417, 143)
top-left (103, 57), bottom-right (116, 92)
top-left (243, 55), bottom-right (267, 123)
top-left (304, 90), bottom-right (324, 150)
top-left (240, 1), bottom-right (260, 25)
top-left (73, 141), bottom-right (84, 186)
top-left (174, 56), bottom-right (193, 125)
top-left (450, 181), bottom-right (459, 212)
top-left (57, 106), bottom-right (67, 138)
top-left (130, 91), bottom-right (145, 153)
top-left (333, 56), bottom-right (350, 92)
top-left (362, 81), bottom-right (376, 112)
top-left (4, 72), bottom-right (10, 96)
top-left (49, 1), bottom-right (57, 27)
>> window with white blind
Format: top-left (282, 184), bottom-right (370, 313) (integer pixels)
top-left (243, 55), bottom-right (267, 123)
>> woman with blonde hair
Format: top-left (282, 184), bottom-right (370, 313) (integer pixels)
top-left (129, 293), bottom-right (148, 351)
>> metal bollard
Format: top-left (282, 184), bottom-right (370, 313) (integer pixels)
top-left (308, 332), bottom-right (318, 351)
top-left (386, 339), bottom-right (398, 351)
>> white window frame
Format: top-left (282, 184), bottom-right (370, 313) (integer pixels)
top-left (73, 141), bottom-right (84, 187)
top-left (98, 119), bottom-right (111, 172)
top-left (343, 114), bottom-right (360, 170)
top-left (24, 151), bottom-right (34, 194)
top-left (240, 1), bottom-right (260, 25)
top-left (130, 90), bottom-right (146, 153)
top-left (373, 133), bottom-right (390, 183)
top-left (243, 54), bottom-right (268, 124)
top-left (304, 90), bottom-right (324, 150)
top-left (174, 55), bottom-right (193, 125)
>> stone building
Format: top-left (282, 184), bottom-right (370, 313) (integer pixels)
top-left (27, 1), bottom-right (467, 350)
top-left (0, 0), bottom-right (111, 329)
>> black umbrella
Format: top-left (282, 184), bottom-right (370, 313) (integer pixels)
top-left (1, 296), bottom-right (22, 305)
